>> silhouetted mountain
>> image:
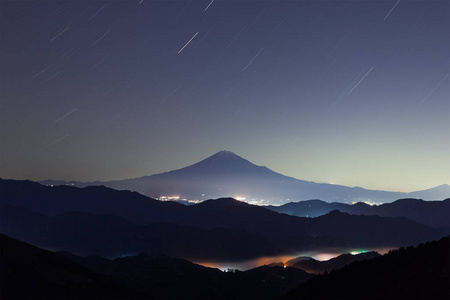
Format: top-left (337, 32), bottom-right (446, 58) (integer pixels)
top-left (283, 236), bottom-right (450, 299)
top-left (1, 234), bottom-right (313, 299)
top-left (2, 197), bottom-right (443, 262)
top-left (0, 180), bottom-right (437, 248)
top-left (59, 250), bottom-right (313, 299)
top-left (1, 179), bottom-right (445, 260)
top-left (268, 199), bottom-right (358, 217)
top-left (0, 201), bottom-right (278, 260)
top-left (38, 151), bottom-right (450, 204)
top-left (0, 178), bottom-right (308, 251)
top-left (0, 234), bottom-right (133, 299)
top-left (5, 233), bottom-right (448, 300)
top-left (284, 256), bottom-right (313, 267)
top-left (227, 265), bottom-right (313, 299)
top-left (76, 252), bottom-right (228, 299)
top-left (306, 210), bottom-right (437, 247)
top-left (0, 178), bottom-right (186, 225)
top-left (288, 251), bottom-right (380, 274)
top-left (267, 198), bottom-right (450, 228)
top-left (173, 198), bottom-right (444, 250)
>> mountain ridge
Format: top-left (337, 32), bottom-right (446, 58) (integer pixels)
top-left (0, 234), bottom-right (313, 299)
top-left (1, 179), bottom-right (444, 260)
top-left (267, 198), bottom-right (450, 228)
top-left (287, 251), bottom-right (381, 274)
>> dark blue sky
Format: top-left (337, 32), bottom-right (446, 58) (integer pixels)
top-left (1, 0), bottom-right (449, 192)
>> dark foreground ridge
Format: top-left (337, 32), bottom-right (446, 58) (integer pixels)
top-left (0, 234), bottom-right (134, 299)
top-left (0, 234), bottom-right (312, 299)
top-left (283, 236), bottom-right (450, 299)
top-left (2, 234), bottom-right (449, 299)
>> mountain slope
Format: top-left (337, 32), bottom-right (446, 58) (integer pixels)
top-left (61, 251), bottom-right (314, 299)
top-left (1, 233), bottom-right (313, 299)
top-left (283, 236), bottom-right (450, 299)
top-left (0, 178), bottom-right (186, 225)
top-left (0, 234), bottom-right (133, 299)
top-left (287, 251), bottom-right (381, 274)
top-left (1, 197), bottom-right (442, 260)
top-left (39, 151), bottom-right (450, 204)
top-left (0, 201), bottom-right (278, 260)
top-left (1, 179), bottom-right (444, 259)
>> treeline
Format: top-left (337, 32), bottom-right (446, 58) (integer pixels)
top-left (283, 236), bottom-right (450, 299)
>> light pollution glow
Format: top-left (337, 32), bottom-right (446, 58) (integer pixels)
top-left (194, 247), bottom-right (394, 271)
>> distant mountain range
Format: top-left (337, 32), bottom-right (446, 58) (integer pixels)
top-left (1, 178), bottom-right (447, 260)
top-left (39, 151), bottom-right (450, 205)
top-left (267, 198), bottom-right (450, 229)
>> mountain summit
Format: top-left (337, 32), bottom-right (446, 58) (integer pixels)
top-left (40, 151), bottom-right (450, 205)
top-left (172, 151), bottom-right (273, 176)
top-left (209, 150), bottom-right (240, 159)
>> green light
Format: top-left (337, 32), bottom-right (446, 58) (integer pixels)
top-left (350, 250), bottom-right (368, 255)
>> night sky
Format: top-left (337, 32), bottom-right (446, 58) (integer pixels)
top-left (1, 0), bottom-right (449, 192)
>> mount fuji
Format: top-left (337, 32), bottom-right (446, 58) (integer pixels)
top-left (40, 151), bottom-right (450, 205)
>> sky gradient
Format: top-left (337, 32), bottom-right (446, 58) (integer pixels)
top-left (1, 0), bottom-right (449, 192)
